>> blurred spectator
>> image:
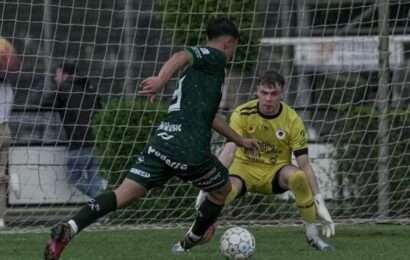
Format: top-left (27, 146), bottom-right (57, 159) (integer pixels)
top-left (0, 76), bottom-right (14, 228)
top-left (44, 62), bottom-right (105, 198)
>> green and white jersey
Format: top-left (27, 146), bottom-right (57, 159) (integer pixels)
top-left (150, 46), bottom-right (226, 164)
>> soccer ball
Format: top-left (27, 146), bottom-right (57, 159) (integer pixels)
top-left (219, 226), bottom-right (255, 259)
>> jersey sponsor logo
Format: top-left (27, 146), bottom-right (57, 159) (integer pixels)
top-left (130, 168), bottom-right (151, 178)
top-left (258, 141), bottom-right (276, 153)
top-left (157, 132), bottom-right (174, 140)
top-left (158, 122), bottom-right (182, 132)
top-left (147, 146), bottom-right (188, 171)
top-left (135, 155), bottom-right (144, 164)
top-left (245, 148), bottom-right (260, 160)
top-left (275, 128), bottom-right (286, 140)
top-left (245, 141), bottom-right (279, 164)
top-left (192, 47), bottom-right (202, 58)
top-left (200, 48), bottom-right (210, 55)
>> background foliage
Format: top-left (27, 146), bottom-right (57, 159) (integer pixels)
top-left (94, 98), bottom-right (167, 186)
top-left (159, 0), bottom-right (261, 71)
top-left (335, 106), bottom-right (410, 218)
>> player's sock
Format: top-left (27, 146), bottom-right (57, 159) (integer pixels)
top-left (70, 191), bottom-right (118, 233)
top-left (288, 170), bottom-right (316, 223)
top-left (225, 185), bottom-right (240, 205)
top-left (187, 197), bottom-right (223, 247)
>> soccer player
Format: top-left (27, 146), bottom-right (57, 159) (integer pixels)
top-left (44, 17), bottom-right (258, 260)
top-left (197, 70), bottom-right (336, 251)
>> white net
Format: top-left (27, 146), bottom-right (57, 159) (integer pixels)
top-left (0, 0), bottom-right (409, 230)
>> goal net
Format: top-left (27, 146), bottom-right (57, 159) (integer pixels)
top-left (0, 0), bottom-right (409, 230)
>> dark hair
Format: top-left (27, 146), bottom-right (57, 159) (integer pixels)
top-left (206, 17), bottom-right (240, 40)
top-left (57, 61), bottom-right (77, 75)
top-left (258, 70), bottom-right (285, 88)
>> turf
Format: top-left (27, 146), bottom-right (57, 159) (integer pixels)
top-left (0, 224), bottom-right (409, 260)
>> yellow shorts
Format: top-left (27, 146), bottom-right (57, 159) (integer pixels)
top-left (229, 159), bottom-right (287, 195)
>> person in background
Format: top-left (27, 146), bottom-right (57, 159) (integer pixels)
top-left (0, 75), bottom-right (14, 228)
top-left (45, 62), bottom-right (105, 198)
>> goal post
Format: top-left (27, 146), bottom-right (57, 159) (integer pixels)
top-left (0, 0), bottom-right (409, 231)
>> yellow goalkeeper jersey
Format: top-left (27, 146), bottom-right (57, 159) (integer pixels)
top-left (230, 99), bottom-right (308, 167)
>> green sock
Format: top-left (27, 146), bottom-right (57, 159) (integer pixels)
top-left (71, 191), bottom-right (117, 232)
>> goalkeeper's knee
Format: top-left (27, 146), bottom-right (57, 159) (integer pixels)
top-left (288, 170), bottom-right (316, 223)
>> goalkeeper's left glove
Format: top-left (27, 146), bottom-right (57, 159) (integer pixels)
top-left (314, 193), bottom-right (335, 238)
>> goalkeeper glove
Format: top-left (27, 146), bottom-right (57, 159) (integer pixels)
top-left (314, 193), bottom-right (335, 238)
top-left (305, 223), bottom-right (336, 251)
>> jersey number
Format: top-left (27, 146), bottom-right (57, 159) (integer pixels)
top-left (168, 76), bottom-right (185, 112)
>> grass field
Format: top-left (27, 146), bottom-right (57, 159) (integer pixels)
top-left (0, 224), bottom-right (409, 260)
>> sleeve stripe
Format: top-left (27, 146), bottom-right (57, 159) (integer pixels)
top-left (239, 105), bottom-right (257, 112)
top-left (239, 110), bottom-right (258, 116)
top-left (294, 148), bottom-right (308, 157)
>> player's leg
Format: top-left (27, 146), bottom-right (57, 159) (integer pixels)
top-left (173, 156), bottom-right (230, 252)
top-left (44, 178), bottom-right (146, 260)
top-left (276, 166), bottom-right (334, 251)
top-left (190, 161), bottom-right (254, 249)
top-left (44, 150), bottom-right (168, 260)
top-left (277, 166), bottom-right (316, 222)
top-left (192, 181), bottom-right (231, 237)
top-left (224, 176), bottom-right (245, 205)
top-left (195, 175), bottom-right (244, 209)
top-left (0, 123), bottom-right (11, 228)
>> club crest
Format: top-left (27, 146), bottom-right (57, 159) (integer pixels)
top-left (275, 128), bottom-right (286, 140)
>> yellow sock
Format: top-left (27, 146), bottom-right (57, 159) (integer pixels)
top-left (288, 170), bottom-right (316, 223)
top-left (225, 186), bottom-right (240, 206)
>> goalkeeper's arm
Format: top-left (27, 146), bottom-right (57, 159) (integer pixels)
top-left (296, 154), bottom-right (335, 238)
top-left (212, 114), bottom-right (258, 152)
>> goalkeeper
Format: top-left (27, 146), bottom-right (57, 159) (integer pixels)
top-left (44, 17), bottom-right (258, 260)
top-left (197, 70), bottom-right (335, 251)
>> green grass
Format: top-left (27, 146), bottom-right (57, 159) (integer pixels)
top-left (0, 225), bottom-right (409, 260)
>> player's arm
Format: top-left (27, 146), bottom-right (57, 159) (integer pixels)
top-left (218, 142), bottom-right (237, 168)
top-left (139, 51), bottom-right (192, 102)
top-left (212, 114), bottom-right (258, 151)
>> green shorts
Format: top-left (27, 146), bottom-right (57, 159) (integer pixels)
top-left (126, 145), bottom-right (229, 191)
